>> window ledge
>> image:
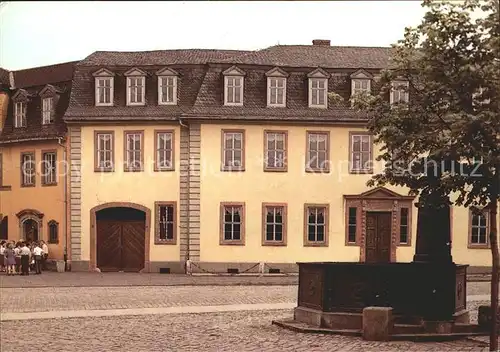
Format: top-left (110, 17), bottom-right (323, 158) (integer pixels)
top-left (468, 244), bottom-right (490, 249)
top-left (154, 167), bottom-right (175, 172)
top-left (21, 184), bottom-right (36, 188)
top-left (305, 168), bottom-right (330, 174)
top-left (263, 167), bottom-right (287, 173)
top-left (345, 241), bottom-right (358, 247)
top-left (221, 167), bottom-right (245, 172)
top-left (349, 169), bottom-right (374, 175)
top-left (41, 182), bottom-right (58, 187)
top-left (220, 241), bottom-right (245, 246)
top-left (48, 241), bottom-right (59, 245)
top-left (262, 242), bottom-right (287, 247)
top-left (0, 185), bottom-right (12, 191)
top-left (397, 242), bottom-right (412, 247)
top-left (304, 242), bottom-right (328, 247)
top-left (124, 169), bottom-right (144, 173)
top-left (94, 168), bottom-right (114, 173)
top-left (154, 240), bottom-right (177, 245)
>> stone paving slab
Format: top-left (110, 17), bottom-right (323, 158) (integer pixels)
top-left (0, 310), bottom-right (490, 352)
top-left (0, 272), bottom-right (493, 288)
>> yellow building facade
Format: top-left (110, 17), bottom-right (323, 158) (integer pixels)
top-left (0, 62), bottom-right (76, 261)
top-left (57, 43), bottom-right (496, 273)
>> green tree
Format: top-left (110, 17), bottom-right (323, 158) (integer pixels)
top-left (363, 0), bottom-right (499, 349)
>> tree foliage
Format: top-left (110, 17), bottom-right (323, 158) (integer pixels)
top-left (365, 0), bottom-right (500, 210)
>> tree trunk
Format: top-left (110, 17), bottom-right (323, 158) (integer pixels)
top-left (490, 198), bottom-right (499, 351)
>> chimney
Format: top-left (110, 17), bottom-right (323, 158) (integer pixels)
top-left (312, 39), bottom-right (331, 47)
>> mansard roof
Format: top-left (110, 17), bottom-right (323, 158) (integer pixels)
top-left (65, 43), bottom-right (394, 122)
top-left (0, 62), bottom-right (76, 145)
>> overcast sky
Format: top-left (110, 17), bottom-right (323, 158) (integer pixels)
top-left (0, 1), bottom-right (428, 71)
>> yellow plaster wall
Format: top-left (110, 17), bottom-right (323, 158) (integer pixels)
top-left (79, 125), bottom-right (181, 262)
top-left (450, 202), bottom-right (497, 267)
top-left (0, 141), bottom-right (66, 259)
top-left (198, 123), bottom-right (491, 267)
top-left (199, 124), bottom-right (417, 264)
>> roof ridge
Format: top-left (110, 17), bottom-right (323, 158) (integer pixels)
top-left (13, 60), bottom-right (80, 73)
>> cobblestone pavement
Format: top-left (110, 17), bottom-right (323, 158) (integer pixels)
top-left (0, 285), bottom-right (297, 313)
top-left (0, 283), bottom-right (493, 314)
top-left (0, 310), bottom-right (490, 352)
top-left (0, 271), bottom-right (493, 288)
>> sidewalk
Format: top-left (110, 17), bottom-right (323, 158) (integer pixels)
top-left (0, 272), bottom-right (299, 288)
top-left (0, 271), bottom-right (493, 288)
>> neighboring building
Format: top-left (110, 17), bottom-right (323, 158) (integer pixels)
top-left (0, 61), bottom-right (77, 261)
top-left (62, 40), bottom-right (495, 274)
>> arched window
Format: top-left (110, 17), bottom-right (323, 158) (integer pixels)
top-left (16, 209), bottom-right (43, 242)
top-left (48, 220), bottom-right (59, 244)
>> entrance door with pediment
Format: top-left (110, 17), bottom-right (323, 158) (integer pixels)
top-left (344, 187), bottom-right (415, 263)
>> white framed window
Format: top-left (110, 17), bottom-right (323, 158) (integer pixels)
top-left (309, 78), bottom-right (328, 108)
top-left (158, 76), bottom-right (177, 105)
top-left (351, 79), bottom-right (371, 95)
top-left (95, 77), bottom-right (113, 106)
top-left (127, 76), bottom-right (146, 106)
top-left (124, 131), bottom-right (143, 172)
top-left (350, 133), bottom-right (373, 173)
top-left (95, 132), bottom-right (114, 172)
top-left (267, 77), bottom-right (286, 107)
top-left (21, 152), bottom-right (35, 187)
top-left (222, 130), bottom-right (245, 171)
top-left (390, 81), bottom-right (410, 104)
top-left (14, 102), bottom-right (27, 128)
top-left (155, 131), bottom-right (174, 171)
top-left (224, 76), bottom-right (243, 106)
top-left (41, 151), bottom-right (57, 185)
top-left (42, 97), bottom-right (54, 124)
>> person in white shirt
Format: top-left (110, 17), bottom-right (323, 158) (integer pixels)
top-left (0, 241), bottom-right (5, 272)
top-left (20, 242), bottom-right (31, 276)
top-left (40, 240), bottom-right (49, 271)
top-left (33, 243), bottom-right (43, 275)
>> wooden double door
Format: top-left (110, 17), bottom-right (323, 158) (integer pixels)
top-left (96, 220), bottom-right (145, 272)
top-left (365, 212), bottom-right (392, 263)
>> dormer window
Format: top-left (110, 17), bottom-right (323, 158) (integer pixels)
top-left (350, 69), bottom-right (373, 96)
top-left (266, 67), bottom-right (288, 107)
top-left (223, 66), bottom-right (245, 106)
top-left (125, 68), bottom-right (146, 106)
top-left (156, 68), bottom-right (178, 105)
top-left (42, 97), bottom-right (54, 124)
top-left (14, 101), bottom-right (27, 128)
top-left (92, 68), bottom-right (115, 106)
top-left (390, 80), bottom-right (410, 104)
top-left (12, 89), bottom-right (28, 128)
top-left (39, 84), bottom-right (62, 125)
top-left (307, 68), bottom-right (330, 109)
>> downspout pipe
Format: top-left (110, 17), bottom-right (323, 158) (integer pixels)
top-left (179, 119), bottom-right (190, 273)
top-left (57, 137), bottom-right (68, 271)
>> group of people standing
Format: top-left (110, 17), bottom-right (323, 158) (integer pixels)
top-left (0, 240), bottom-right (49, 275)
